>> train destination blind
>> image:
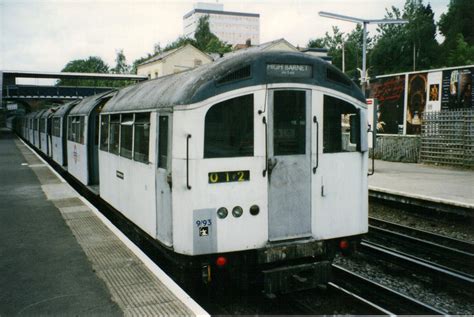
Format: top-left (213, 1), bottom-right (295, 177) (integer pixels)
top-left (266, 64), bottom-right (312, 78)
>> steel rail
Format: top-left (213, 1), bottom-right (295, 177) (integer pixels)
top-left (360, 241), bottom-right (474, 294)
top-left (332, 264), bottom-right (446, 315)
top-left (369, 217), bottom-right (474, 253)
top-left (367, 218), bottom-right (474, 275)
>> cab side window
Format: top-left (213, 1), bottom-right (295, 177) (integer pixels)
top-left (323, 95), bottom-right (360, 153)
top-left (204, 94), bottom-right (254, 158)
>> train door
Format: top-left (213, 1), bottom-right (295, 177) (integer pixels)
top-left (88, 110), bottom-right (100, 185)
top-left (267, 89), bottom-right (312, 241)
top-left (156, 113), bottom-right (173, 246)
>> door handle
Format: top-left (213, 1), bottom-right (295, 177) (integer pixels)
top-left (268, 157), bottom-right (278, 174)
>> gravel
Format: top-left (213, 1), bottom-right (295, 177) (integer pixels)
top-left (369, 202), bottom-right (474, 242)
top-left (334, 253), bottom-right (474, 314)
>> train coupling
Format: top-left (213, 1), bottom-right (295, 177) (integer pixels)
top-left (261, 260), bottom-right (331, 295)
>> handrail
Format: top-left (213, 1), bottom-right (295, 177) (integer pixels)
top-left (186, 134), bottom-right (192, 189)
top-left (368, 128), bottom-right (375, 176)
top-left (262, 116), bottom-right (268, 177)
top-left (313, 116), bottom-right (319, 174)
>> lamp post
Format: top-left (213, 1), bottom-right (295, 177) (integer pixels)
top-left (319, 11), bottom-right (408, 96)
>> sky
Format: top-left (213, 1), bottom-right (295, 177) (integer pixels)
top-left (1, 0), bottom-right (451, 73)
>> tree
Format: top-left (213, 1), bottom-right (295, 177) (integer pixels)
top-left (111, 49), bottom-right (130, 74)
top-left (447, 34), bottom-right (474, 66)
top-left (57, 56), bottom-right (110, 86)
top-left (193, 15), bottom-right (232, 54)
top-left (369, 0), bottom-right (439, 75)
top-left (307, 25), bottom-right (371, 81)
top-left (438, 0), bottom-right (474, 66)
top-left (439, 0), bottom-right (474, 47)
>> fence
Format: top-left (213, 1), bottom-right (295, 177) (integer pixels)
top-left (421, 109), bottom-right (474, 168)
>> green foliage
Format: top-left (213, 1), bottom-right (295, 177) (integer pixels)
top-left (307, 25), bottom-right (371, 81)
top-left (439, 0), bottom-right (474, 46)
top-left (57, 56), bottom-right (110, 86)
top-left (447, 33), bottom-right (474, 66)
top-left (193, 15), bottom-right (232, 54)
top-left (111, 49), bottom-right (130, 74)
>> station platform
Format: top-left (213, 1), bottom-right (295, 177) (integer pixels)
top-left (0, 129), bottom-right (208, 316)
top-left (369, 160), bottom-right (474, 209)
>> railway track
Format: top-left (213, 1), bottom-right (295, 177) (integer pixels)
top-left (367, 217), bottom-right (474, 276)
top-left (331, 264), bottom-right (446, 315)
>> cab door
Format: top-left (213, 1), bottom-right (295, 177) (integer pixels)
top-left (156, 113), bottom-right (173, 246)
top-left (267, 90), bottom-right (312, 241)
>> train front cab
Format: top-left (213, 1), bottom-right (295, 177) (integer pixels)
top-left (172, 86), bottom-right (368, 293)
top-left (66, 92), bottom-right (114, 187)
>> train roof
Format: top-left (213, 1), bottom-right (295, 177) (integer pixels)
top-left (40, 107), bottom-right (58, 118)
top-left (53, 100), bottom-right (81, 118)
top-left (102, 50), bottom-right (365, 114)
top-left (69, 90), bottom-right (116, 116)
top-left (33, 109), bottom-right (47, 118)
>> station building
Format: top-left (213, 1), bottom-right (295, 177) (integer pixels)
top-left (183, 2), bottom-right (260, 46)
top-left (136, 44), bottom-right (213, 79)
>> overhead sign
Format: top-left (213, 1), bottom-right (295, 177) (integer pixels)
top-left (267, 64), bottom-right (312, 78)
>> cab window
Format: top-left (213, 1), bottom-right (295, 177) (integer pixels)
top-left (204, 94), bottom-right (254, 158)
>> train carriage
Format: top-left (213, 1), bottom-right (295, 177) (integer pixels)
top-left (99, 50), bottom-right (369, 294)
top-left (39, 108), bottom-right (56, 156)
top-left (51, 100), bottom-right (80, 166)
top-left (66, 91), bottom-right (115, 187)
top-left (32, 109), bottom-right (47, 149)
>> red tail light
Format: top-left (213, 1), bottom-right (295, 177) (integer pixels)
top-left (339, 239), bottom-right (349, 250)
top-left (216, 256), bottom-right (227, 267)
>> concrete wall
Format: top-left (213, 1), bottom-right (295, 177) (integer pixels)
top-left (372, 134), bottom-right (421, 163)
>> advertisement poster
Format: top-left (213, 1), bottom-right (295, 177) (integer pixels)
top-left (369, 75), bottom-right (405, 134)
top-left (441, 67), bottom-right (473, 110)
top-left (406, 73), bottom-right (427, 134)
top-left (426, 71), bottom-right (442, 112)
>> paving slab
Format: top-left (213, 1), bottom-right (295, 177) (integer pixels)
top-left (369, 160), bottom-right (474, 208)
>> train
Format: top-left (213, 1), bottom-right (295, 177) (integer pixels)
top-left (12, 50), bottom-right (369, 296)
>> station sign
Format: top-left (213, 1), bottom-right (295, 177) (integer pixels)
top-left (267, 64), bottom-right (312, 78)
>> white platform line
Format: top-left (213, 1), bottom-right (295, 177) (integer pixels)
top-left (19, 137), bottom-right (210, 317)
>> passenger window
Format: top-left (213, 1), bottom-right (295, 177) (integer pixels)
top-left (79, 116), bottom-right (85, 144)
top-left (40, 118), bottom-right (45, 133)
top-left (120, 114), bottom-right (134, 159)
top-left (323, 95), bottom-right (360, 153)
top-left (273, 90), bottom-right (306, 155)
top-left (100, 115), bottom-right (109, 151)
top-left (133, 113), bottom-right (150, 163)
top-left (158, 116), bottom-right (168, 168)
top-left (52, 118), bottom-right (61, 137)
top-left (204, 94), bottom-right (254, 158)
top-left (109, 115), bottom-right (120, 155)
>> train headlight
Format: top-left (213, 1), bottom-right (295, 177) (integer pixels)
top-left (232, 206), bottom-right (243, 218)
top-left (217, 207), bottom-right (228, 219)
top-left (249, 205), bottom-right (260, 216)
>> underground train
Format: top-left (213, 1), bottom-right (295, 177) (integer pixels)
top-left (15, 50), bottom-right (369, 295)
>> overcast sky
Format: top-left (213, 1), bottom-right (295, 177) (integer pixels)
top-left (1, 0), bottom-right (450, 73)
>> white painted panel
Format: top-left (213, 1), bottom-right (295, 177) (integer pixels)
top-left (313, 152), bottom-right (368, 239)
top-left (171, 90), bottom-right (267, 255)
top-left (51, 135), bottom-right (63, 165)
top-left (99, 115), bottom-right (157, 239)
top-left (67, 141), bottom-right (88, 185)
top-left (40, 132), bottom-right (47, 154)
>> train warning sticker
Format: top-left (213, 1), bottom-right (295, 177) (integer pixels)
top-left (199, 227), bottom-right (209, 237)
top-left (208, 170), bottom-right (250, 184)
